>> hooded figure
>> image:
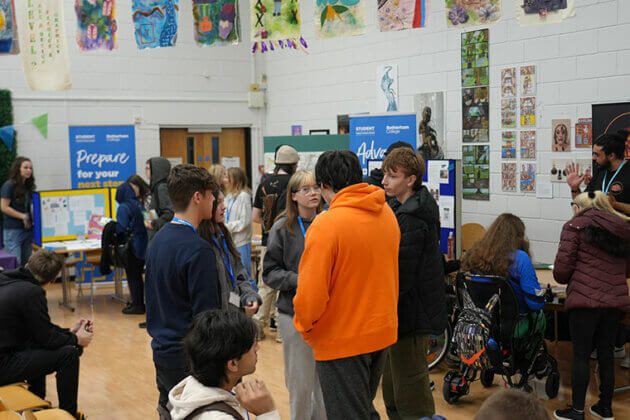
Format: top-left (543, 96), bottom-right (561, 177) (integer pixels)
top-left (148, 157), bottom-right (174, 240)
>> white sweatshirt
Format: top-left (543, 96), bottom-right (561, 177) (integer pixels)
top-left (225, 191), bottom-right (253, 248)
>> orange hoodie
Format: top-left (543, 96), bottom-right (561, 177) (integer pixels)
top-left (293, 183), bottom-right (400, 361)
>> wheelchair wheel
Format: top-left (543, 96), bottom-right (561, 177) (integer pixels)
top-left (480, 369), bottom-right (494, 387)
top-left (545, 371), bottom-right (560, 399)
top-left (427, 324), bottom-right (452, 370)
top-left (443, 370), bottom-right (467, 405)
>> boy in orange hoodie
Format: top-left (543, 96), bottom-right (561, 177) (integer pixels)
top-left (293, 150), bottom-right (400, 418)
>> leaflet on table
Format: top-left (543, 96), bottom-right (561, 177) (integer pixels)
top-left (62, 239), bottom-right (101, 251)
top-left (438, 196), bottom-right (454, 229)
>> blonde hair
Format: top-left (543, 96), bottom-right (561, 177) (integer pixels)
top-left (280, 170), bottom-right (322, 236)
top-left (574, 191), bottom-right (630, 221)
top-left (208, 164), bottom-right (227, 191)
top-left (226, 167), bottom-right (249, 195)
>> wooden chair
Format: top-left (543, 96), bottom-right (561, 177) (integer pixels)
top-left (22, 409), bottom-right (76, 420)
top-left (461, 223), bottom-right (486, 252)
top-left (0, 411), bottom-right (20, 420)
top-left (0, 383), bottom-right (50, 412)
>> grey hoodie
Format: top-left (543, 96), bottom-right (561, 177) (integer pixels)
top-left (262, 215), bottom-right (313, 316)
top-left (149, 157), bottom-right (174, 239)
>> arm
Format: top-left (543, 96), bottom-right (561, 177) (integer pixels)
top-left (115, 204), bottom-right (130, 234)
top-left (252, 184), bottom-right (264, 224)
top-left (187, 248), bottom-right (221, 315)
top-left (0, 198), bottom-right (28, 221)
top-left (233, 254), bottom-right (261, 306)
top-left (226, 193), bottom-right (252, 234)
top-left (513, 252), bottom-right (545, 311)
top-left (263, 226), bottom-right (298, 292)
top-left (252, 207), bottom-right (262, 225)
top-left (553, 225), bottom-right (579, 285)
top-left (153, 184), bottom-right (174, 231)
top-left (608, 193), bottom-right (630, 215)
top-left (23, 289), bottom-right (78, 349)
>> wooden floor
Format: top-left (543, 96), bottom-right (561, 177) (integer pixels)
top-left (44, 283), bottom-right (630, 420)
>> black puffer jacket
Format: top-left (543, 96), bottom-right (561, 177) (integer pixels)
top-left (148, 157), bottom-right (174, 239)
top-left (389, 186), bottom-right (447, 338)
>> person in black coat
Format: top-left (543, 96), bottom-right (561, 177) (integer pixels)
top-left (381, 148), bottom-right (447, 419)
top-left (0, 250), bottom-right (94, 419)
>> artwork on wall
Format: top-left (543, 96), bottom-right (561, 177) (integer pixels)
top-left (520, 97), bottom-right (536, 127)
top-left (376, 65), bottom-right (399, 112)
top-left (501, 67), bottom-right (516, 97)
top-left (75, 0), bottom-right (118, 51)
top-left (549, 159), bottom-right (591, 183)
top-left (462, 87), bottom-right (489, 140)
top-left (575, 118), bottom-right (592, 149)
top-left (132, 0), bottom-right (179, 49)
top-left (520, 65), bottom-right (536, 96)
top-left (501, 98), bottom-right (517, 128)
top-left (461, 29), bottom-right (489, 87)
top-left (378, 0), bottom-right (428, 32)
top-left (502, 131), bottom-right (516, 159)
top-left (462, 145), bottom-right (490, 200)
top-left (520, 163), bottom-right (536, 192)
top-left (520, 130), bottom-right (536, 159)
top-left (446, 0), bottom-right (500, 27)
top-left (315, 0), bottom-right (365, 39)
top-left (552, 119), bottom-right (571, 152)
top-left (250, 0), bottom-right (303, 52)
top-left (193, 0), bottom-right (239, 46)
top-left (502, 162), bottom-right (516, 192)
top-left (592, 103), bottom-right (630, 159)
top-left (515, 0), bottom-right (575, 26)
top-left (21, 0), bottom-right (72, 91)
top-left (414, 92), bottom-right (445, 160)
top-left (0, 0), bottom-right (19, 54)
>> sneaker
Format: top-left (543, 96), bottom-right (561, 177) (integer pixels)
top-left (122, 305), bottom-right (145, 315)
top-left (269, 318), bottom-right (277, 331)
top-left (614, 346), bottom-right (625, 358)
top-left (554, 406), bottom-right (584, 420)
top-left (590, 402), bottom-right (614, 420)
top-left (621, 355), bottom-right (629, 369)
top-left (76, 411), bottom-right (86, 420)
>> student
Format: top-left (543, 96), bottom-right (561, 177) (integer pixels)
top-left (0, 249), bottom-right (94, 420)
top-left (224, 167), bottom-right (254, 286)
top-left (145, 164), bottom-right (221, 418)
top-left (252, 144), bottom-right (299, 339)
top-left (364, 141), bottom-right (414, 189)
top-left (1, 157), bottom-right (35, 265)
top-left (381, 149), bottom-right (446, 419)
top-left (209, 164), bottom-right (229, 193)
top-left (126, 174), bottom-right (151, 210)
top-left (475, 389), bottom-right (550, 420)
top-left (169, 309), bottom-right (280, 420)
top-left (263, 170), bottom-right (325, 420)
top-left (146, 157), bottom-right (174, 240)
top-left (115, 182), bottom-right (149, 315)
top-left (197, 189), bottom-right (260, 316)
top-left (293, 150), bottom-right (400, 419)
top-left (553, 191), bottom-right (630, 420)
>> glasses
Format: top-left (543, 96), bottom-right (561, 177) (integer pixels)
top-left (296, 185), bottom-right (321, 195)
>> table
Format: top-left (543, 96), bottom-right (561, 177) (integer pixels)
top-left (0, 250), bottom-right (18, 270)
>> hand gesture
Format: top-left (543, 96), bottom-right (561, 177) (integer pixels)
top-left (565, 162), bottom-right (586, 190)
top-left (75, 320), bottom-right (94, 348)
top-left (22, 213), bottom-right (32, 229)
top-left (71, 318), bottom-right (88, 334)
top-left (235, 378), bottom-right (276, 416)
top-left (244, 301), bottom-right (259, 317)
top-left (608, 192), bottom-right (619, 210)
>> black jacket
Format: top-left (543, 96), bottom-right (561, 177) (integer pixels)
top-left (390, 187), bottom-right (447, 338)
top-left (149, 157), bottom-right (174, 239)
top-left (0, 268), bottom-right (78, 354)
top-left (364, 168), bottom-right (384, 189)
top-left (99, 221), bottom-right (118, 275)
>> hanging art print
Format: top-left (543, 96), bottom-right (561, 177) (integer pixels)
top-left (520, 65), bottom-right (536, 96)
top-left (377, 0), bottom-right (428, 32)
top-left (376, 65), bottom-right (399, 112)
top-left (446, 0), bottom-right (501, 28)
top-left (250, 0), bottom-right (305, 53)
top-left (462, 144), bottom-right (489, 200)
top-left (315, 0), bottom-right (366, 39)
top-left (520, 130), bottom-right (536, 159)
top-left (0, 0), bottom-right (19, 54)
top-left (74, 0), bottom-right (117, 51)
top-left (193, 0), bottom-right (239, 46)
top-left (502, 163), bottom-right (516, 192)
top-left (502, 131), bottom-right (516, 159)
top-left (575, 118), bottom-right (592, 149)
top-left (501, 98), bottom-right (517, 128)
top-left (516, 0), bottom-right (575, 26)
top-left (520, 163), bottom-right (536, 192)
top-left (132, 0), bottom-right (179, 49)
top-left (501, 67), bottom-right (516, 97)
top-left (21, 0), bottom-right (72, 91)
top-left (461, 29), bottom-right (489, 87)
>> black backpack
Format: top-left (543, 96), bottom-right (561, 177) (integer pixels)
top-left (260, 174), bottom-right (288, 233)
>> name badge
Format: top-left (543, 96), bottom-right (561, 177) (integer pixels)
top-left (229, 291), bottom-right (240, 308)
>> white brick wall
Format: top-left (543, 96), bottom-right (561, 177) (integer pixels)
top-left (262, 0), bottom-right (630, 263)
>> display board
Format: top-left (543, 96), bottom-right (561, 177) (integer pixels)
top-left (263, 134), bottom-right (349, 173)
top-left (32, 188), bottom-right (111, 245)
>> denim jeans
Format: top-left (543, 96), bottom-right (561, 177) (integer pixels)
top-left (237, 243), bottom-right (257, 291)
top-left (3, 228), bottom-right (34, 266)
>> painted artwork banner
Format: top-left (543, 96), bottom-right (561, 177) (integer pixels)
top-left (21, 0), bottom-right (72, 91)
top-left (193, 0), bottom-right (239, 46)
top-left (376, 65), bottom-right (399, 113)
top-left (315, 0), bottom-right (365, 39)
top-left (461, 29), bottom-right (489, 87)
top-left (515, 0), bottom-right (575, 26)
top-left (446, 0), bottom-right (501, 28)
top-left (250, 0), bottom-right (304, 52)
top-left (462, 144), bottom-right (489, 200)
top-left (378, 0), bottom-right (428, 32)
top-left (462, 86), bottom-right (489, 142)
top-left (132, 0), bottom-right (179, 49)
top-left (69, 126), bottom-right (136, 189)
top-left (75, 0), bottom-right (117, 51)
top-left (0, 0), bottom-right (19, 54)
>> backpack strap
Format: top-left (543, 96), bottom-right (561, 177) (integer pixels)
top-left (182, 401), bottom-right (245, 420)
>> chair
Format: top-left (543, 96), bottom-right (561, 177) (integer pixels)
top-left (0, 383), bottom-right (50, 412)
top-left (22, 409), bottom-right (76, 420)
top-left (0, 412), bottom-right (20, 420)
top-left (461, 223), bottom-right (486, 252)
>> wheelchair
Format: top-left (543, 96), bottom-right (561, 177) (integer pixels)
top-left (442, 272), bottom-right (560, 404)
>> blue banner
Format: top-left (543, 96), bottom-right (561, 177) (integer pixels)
top-left (349, 114), bottom-right (417, 176)
top-left (68, 125), bottom-right (136, 189)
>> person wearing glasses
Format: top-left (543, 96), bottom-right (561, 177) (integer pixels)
top-left (263, 170), bottom-right (326, 420)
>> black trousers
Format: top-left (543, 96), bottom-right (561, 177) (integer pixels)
top-left (0, 346), bottom-right (81, 416)
top-left (124, 252), bottom-right (145, 307)
top-left (569, 307), bottom-right (621, 411)
top-left (155, 363), bottom-right (186, 416)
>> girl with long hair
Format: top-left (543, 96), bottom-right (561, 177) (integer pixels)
top-left (208, 164), bottom-right (229, 193)
top-left (126, 174), bottom-right (151, 209)
top-left (1, 157), bottom-right (36, 265)
top-left (262, 170), bottom-right (326, 420)
top-left (553, 191), bottom-right (630, 420)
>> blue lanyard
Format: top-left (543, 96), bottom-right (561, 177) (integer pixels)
top-left (229, 392), bottom-right (250, 420)
top-left (213, 234), bottom-right (236, 288)
top-left (172, 217), bottom-right (197, 234)
top-left (298, 217), bottom-right (307, 238)
top-left (602, 160), bottom-right (626, 193)
top-left (226, 197), bottom-right (237, 221)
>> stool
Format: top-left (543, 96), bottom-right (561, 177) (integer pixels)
top-left (0, 383), bottom-right (50, 412)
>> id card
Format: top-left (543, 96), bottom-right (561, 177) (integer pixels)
top-left (229, 292), bottom-right (241, 308)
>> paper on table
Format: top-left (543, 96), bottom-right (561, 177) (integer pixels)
top-left (536, 182), bottom-right (553, 199)
top-left (438, 196), bottom-right (455, 229)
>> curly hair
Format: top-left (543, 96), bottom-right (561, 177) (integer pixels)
top-left (8, 157), bottom-right (36, 206)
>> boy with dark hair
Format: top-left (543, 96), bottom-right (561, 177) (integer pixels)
top-left (169, 309), bottom-right (280, 420)
top-left (145, 164), bottom-right (221, 418)
top-left (475, 389), bottom-right (550, 420)
top-left (0, 249), bottom-right (94, 420)
top-left (293, 150), bottom-right (400, 418)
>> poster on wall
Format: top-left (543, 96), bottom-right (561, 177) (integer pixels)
top-left (378, 0), bottom-right (428, 32)
top-left (501, 98), bottom-right (517, 128)
top-left (552, 119), bottom-right (571, 152)
top-left (250, 0), bottom-right (302, 49)
top-left (502, 131), bottom-right (516, 159)
top-left (520, 163), bottom-right (536, 192)
top-left (0, 0), bottom-right (19, 54)
top-left (193, 0), bottom-right (239, 46)
top-left (501, 67), bottom-right (516, 97)
top-left (502, 162), bottom-right (516, 192)
top-left (461, 29), bottom-right (489, 87)
top-left (132, 0), bottom-right (179, 49)
top-left (376, 65), bottom-right (399, 112)
top-left (414, 92), bottom-right (445, 160)
top-left (520, 97), bottom-right (536, 127)
top-left (575, 118), bottom-right (592, 149)
top-left (520, 130), bottom-right (536, 159)
top-left (549, 159), bottom-right (591, 183)
top-left (515, 0), bottom-right (575, 26)
top-left (462, 87), bottom-right (489, 142)
top-left (68, 126), bottom-right (136, 189)
top-left (74, 0), bottom-right (118, 51)
top-left (349, 114), bottom-right (417, 176)
top-left (462, 145), bottom-right (489, 200)
top-left (315, 0), bottom-right (365, 39)
top-left (446, 0), bottom-right (500, 27)
top-left (592, 103), bottom-right (630, 159)
top-left (21, 0), bottom-right (72, 91)
top-left (520, 65), bottom-right (536, 96)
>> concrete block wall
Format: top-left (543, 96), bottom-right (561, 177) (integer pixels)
top-left (262, 0), bottom-right (630, 263)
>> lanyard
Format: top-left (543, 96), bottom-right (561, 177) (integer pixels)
top-left (172, 217), bottom-right (197, 234)
top-left (602, 160), bottom-right (626, 193)
top-left (213, 234), bottom-right (236, 288)
top-left (226, 197), bottom-right (237, 221)
top-left (298, 217), bottom-right (307, 238)
top-left (229, 392), bottom-right (250, 420)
